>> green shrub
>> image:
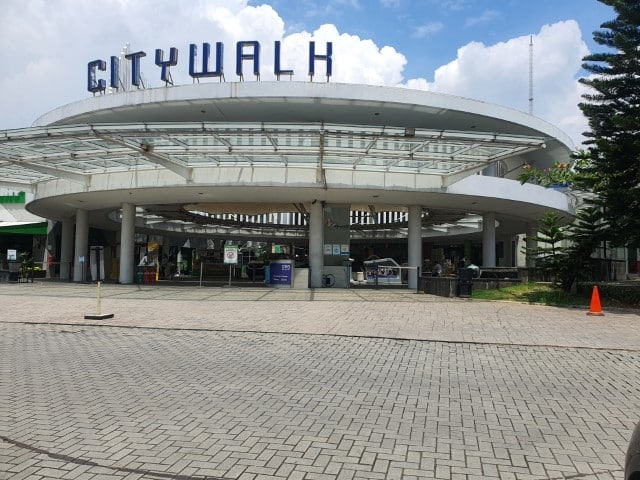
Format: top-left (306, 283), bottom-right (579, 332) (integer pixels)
top-left (578, 283), bottom-right (640, 307)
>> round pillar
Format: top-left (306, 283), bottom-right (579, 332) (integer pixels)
top-left (72, 209), bottom-right (88, 282)
top-left (119, 203), bottom-right (136, 284)
top-left (309, 200), bottom-right (324, 288)
top-left (59, 217), bottom-right (74, 281)
top-left (482, 212), bottom-right (496, 268)
top-left (45, 220), bottom-right (56, 279)
top-left (407, 205), bottom-right (422, 289)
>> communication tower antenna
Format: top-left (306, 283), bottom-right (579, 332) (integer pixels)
top-left (528, 35), bottom-right (534, 115)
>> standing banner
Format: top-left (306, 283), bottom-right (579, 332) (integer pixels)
top-left (223, 245), bottom-right (238, 287)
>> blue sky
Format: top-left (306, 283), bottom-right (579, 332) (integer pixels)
top-left (0, 0), bottom-right (618, 145)
top-left (251, 0), bottom-right (614, 80)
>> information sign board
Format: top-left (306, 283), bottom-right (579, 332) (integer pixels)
top-left (270, 260), bottom-right (293, 286)
top-left (224, 245), bottom-right (239, 264)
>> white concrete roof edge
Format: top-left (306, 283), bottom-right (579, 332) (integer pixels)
top-left (31, 82), bottom-right (574, 151)
top-left (447, 175), bottom-right (572, 213)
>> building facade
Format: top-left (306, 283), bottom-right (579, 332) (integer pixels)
top-left (0, 82), bottom-right (575, 287)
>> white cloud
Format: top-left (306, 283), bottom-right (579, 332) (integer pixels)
top-left (0, 0), bottom-right (256, 129)
top-left (430, 0), bottom-right (468, 12)
top-left (0, 1), bottom-right (408, 129)
top-left (280, 25), bottom-right (407, 85)
top-left (464, 9), bottom-right (501, 27)
top-left (412, 22), bottom-right (445, 39)
top-left (0, 2), bottom-right (590, 148)
top-left (402, 20), bottom-right (590, 146)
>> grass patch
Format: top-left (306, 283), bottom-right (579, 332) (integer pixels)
top-left (472, 282), bottom-right (640, 309)
top-left (472, 283), bottom-right (591, 307)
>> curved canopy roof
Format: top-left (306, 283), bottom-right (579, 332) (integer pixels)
top-left (0, 83), bottom-right (575, 239)
top-left (1, 82), bottom-right (572, 191)
top-left (0, 122), bottom-right (547, 189)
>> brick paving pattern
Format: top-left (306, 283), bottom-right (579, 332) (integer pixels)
top-left (1, 283), bottom-right (639, 479)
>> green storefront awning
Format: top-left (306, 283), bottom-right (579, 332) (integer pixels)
top-left (0, 222), bottom-right (47, 235)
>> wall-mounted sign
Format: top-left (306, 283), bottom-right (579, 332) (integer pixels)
top-left (88, 40), bottom-right (333, 93)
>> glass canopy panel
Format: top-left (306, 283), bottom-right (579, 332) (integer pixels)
top-left (275, 134), bottom-right (320, 149)
top-left (246, 155), bottom-right (284, 164)
top-left (342, 157), bottom-right (388, 169)
top-left (35, 158), bottom-right (94, 173)
top-left (174, 135), bottom-right (222, 148)
top-left (2, 141), bottom-right (51, 156)
top-left (280, 154), bottom-right (318, 164)
top-left (179, 154), bottom-right (219, 166)
top-left (60, 141), bottom-right (108, 154)
top-left (389, 160), bottom-right (438, 171)
top-left (214, 154), bottom-right (254, 165)
top-left (0, 122), bottom-right (546, 183)
top-left (124, 136), bottom-right (177, 148)
top-left (473, 145), bottom-right (507, 155)
top-left (0, 165), bottom-right (53, 182)
top-left (88, 158), bottom-right (138, 170)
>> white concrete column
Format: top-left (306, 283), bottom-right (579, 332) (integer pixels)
top-left (526, 223), bottom-right (538, 267)
top-left (309, 200), bottom-right (324, 288)
top-left (502, 235), bottom-right (514, 267)
top-left (45, 219), bottom-right (56, 279)
top-left (119, 203), bottom-right (136, 284)
top-left (482, 212), bottom-right (496, 267)
top-left (407, 205), bottom-right (422, 289)
top-left (72, 209), bottom-right (88, 282)
top-left (59, 217), bottom-right (74, 281)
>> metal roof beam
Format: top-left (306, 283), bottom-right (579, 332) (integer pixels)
top-left (140, 144), bottom-right (194, 180)
top-left (450, 143), bottom-right (480, 159)
top-left (409, 139), bottom-right (433, 154)
top-left (486, 144), bottom-right (541, 161)
top-left (93, 133), bottom-right (193, 181)
top-left (264, 133), bottom-right (288, 166)
top-left (440, 144), bottom-right (545, 188)
top-left (265, 132), bottom-right (278, 151)
top-left (0, 156), bottom-right (90, 186)
top-left (416, 159), bottom-right (444, 173)
top-left (353, 136), bottom-right (379, 167)
top-left (210, 133), bottom-right (254, 165)
top-left (212, 133), bottom-right (233, 151)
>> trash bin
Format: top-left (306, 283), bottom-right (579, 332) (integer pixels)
top-left (457, 268), bottom-right (473, 297)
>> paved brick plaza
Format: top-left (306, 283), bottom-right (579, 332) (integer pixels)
top-left (1, 283), bottom-right (639, 479)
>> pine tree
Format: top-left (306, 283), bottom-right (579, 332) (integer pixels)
top-left (527, 207), bottom-right (608, 292)
top-left (525, 212), bottom-right (568, 286)
top-left (577, 0), bottom-right (640, 248)
top-left (563, 201), bottom-right (609, 288)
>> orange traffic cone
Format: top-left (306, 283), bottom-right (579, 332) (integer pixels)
top-left (587, 285), bottom-right (604, 316)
